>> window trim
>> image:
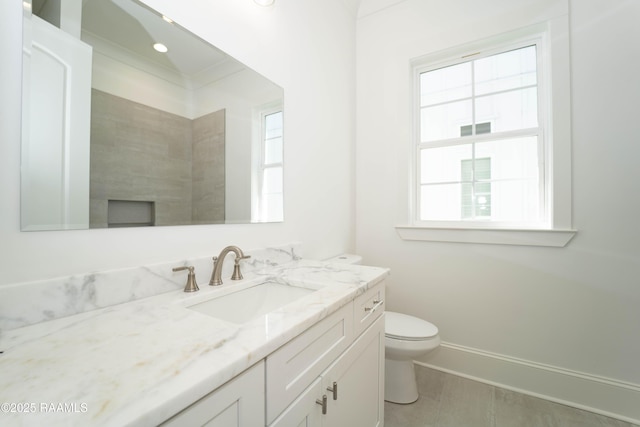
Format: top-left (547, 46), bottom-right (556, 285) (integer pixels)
top-left (399, 20), bottom-right (576, 247)
top-left (396, 226), bottom-right (576, 247)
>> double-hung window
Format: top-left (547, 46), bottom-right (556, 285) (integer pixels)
top-left (255, 107), bottom-right (284, 222)
top-left (416, 40), bottom-right (545, 228)
top-left (402, 23), bottom-right (575, 246)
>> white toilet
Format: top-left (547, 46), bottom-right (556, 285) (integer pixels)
top-left (384, 311), bottom-right (440, 404)
top-left (325, 254), bottom-right (441, 404)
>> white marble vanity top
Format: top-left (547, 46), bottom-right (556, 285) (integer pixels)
top-left (0, 259), bottom-right (388, 426)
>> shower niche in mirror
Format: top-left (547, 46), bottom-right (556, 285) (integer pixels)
top-left (21, 0), bottom-right (284, 231)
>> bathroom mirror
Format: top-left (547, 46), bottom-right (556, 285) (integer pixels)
top-left (21, 0), bottom-right (284, 231)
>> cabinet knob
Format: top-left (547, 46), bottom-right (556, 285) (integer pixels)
top-left (327, 381), bottom-right (338, 400)
top-left (316, 394), bottom-right (328, 414)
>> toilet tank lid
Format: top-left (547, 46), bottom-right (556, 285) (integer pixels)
top-left (385, 311), bottom-right (439, 340)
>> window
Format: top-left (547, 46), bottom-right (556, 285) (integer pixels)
top-left (255, 108), bottom-right (283, 222)
top-left (416, 43), bottom-right (544, 227)
top-left (399, 23), bottom-right (576, 246)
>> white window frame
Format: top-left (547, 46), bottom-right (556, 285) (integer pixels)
top-left (397, 21), bottom-right (576, 247)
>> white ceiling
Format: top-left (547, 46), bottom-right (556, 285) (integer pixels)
top-left (33, 0), bottom-right (239, 81)
top-left (32, 0), bottom-right (409, 79)
top-left (349, 0), bottom-right (407, 18)
top-left (82, 0), bottom-right (232, 78)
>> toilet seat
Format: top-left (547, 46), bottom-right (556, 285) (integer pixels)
top-left (385, 311), bottom-right (439, 341)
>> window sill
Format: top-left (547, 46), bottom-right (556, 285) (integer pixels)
top-left (395, 226), bottom-right (576, 247)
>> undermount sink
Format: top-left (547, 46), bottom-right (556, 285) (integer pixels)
top-left (188, 282), bottom-right (315, 324)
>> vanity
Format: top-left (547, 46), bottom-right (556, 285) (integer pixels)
top-left (164, 276), bottom-right (385, 426)
top-left (0, 249), bottom-right (388, 426)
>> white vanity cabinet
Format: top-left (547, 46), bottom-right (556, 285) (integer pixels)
top-left (161, 281), bottom-right (385, 427)
top-left (161, 361), bottom-right (265, 427)
top-left (268, 282), bottom-right (385, 427)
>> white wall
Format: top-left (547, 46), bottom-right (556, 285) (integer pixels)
top-left (0, 0), bottom-right (356, 286)
top-left (356, 0), bottom-right (640, 422)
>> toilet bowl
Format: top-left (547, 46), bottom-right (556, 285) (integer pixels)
top-left (384, 311), bottom-right (440, 404)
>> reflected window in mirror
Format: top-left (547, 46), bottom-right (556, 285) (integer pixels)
top-left (254, 106), bottom-right (284, 222)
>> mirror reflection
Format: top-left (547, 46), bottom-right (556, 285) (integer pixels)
top-left (21, 0), bottom-right (284, 231)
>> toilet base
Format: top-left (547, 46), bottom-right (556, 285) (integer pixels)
top-left (384, 358), bottom-right (419, 404)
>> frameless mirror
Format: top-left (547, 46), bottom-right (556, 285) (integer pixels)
top-left (21, 0), bottom-right (284, 231)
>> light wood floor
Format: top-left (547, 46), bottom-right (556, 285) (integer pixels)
top-left (384, 365), bottom-right (639, 427)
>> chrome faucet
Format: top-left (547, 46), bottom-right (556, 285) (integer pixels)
top-left (209, 246), bottom-right (251, 286)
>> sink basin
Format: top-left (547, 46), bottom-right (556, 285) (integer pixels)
top-left (188, 282), bottom-right (315, 324)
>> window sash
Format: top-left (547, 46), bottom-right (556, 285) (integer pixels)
top-left (417, 135), bottom-right (544, 224)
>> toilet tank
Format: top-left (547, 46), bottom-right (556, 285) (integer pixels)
top-left (325, 254), bottom-right (362, 265)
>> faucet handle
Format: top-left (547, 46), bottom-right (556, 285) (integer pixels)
top-left (231, 255), bottom-right (251, 280)
top-left (173, 265), bottom-right (199, 293)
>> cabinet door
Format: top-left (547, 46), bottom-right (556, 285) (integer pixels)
top-left (322, 314), bottom-right (384, 427)
top-left (161, 361), bottom-right (265, 427)
top-left (270, 378), bottom-right (323, 427)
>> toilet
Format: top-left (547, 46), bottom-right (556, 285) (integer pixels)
top-left (325, 254), bottom-right (441, 404)
top-left (384, 311), bottom-right (440, 404)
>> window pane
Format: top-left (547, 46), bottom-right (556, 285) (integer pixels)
top-left (475, 87), bottom-right (538, 132)
top-left (461, 184), bottom-right (493, 219)
top-left (421, 100), bottom-right (472, 142)
top-left (474, 157), bottom-right (492, 180)
top-left (461, 159), bottom-right (492, 219)
top-left (264, 136), bottom-right (282, 164)
top-left (474, 182), bottom-right (492, 218)
top-left (475, 136), bottom-right (539, 181)
top-left (262, 167), bottom-right (283, 194)
top-left (460, 122), bottom-right (491, 137)
top-left (423, 180), bottom-right (538, 222)
top-left (420, 183), bottom-right (462, 221)
top-left (262, 193), bottom-right (283, 222)
top-left (420, 62), bottom-right (471, 106)
top-left (474, 46), bottom-right (537, 95)
top-left (489, 180), bottom-right (540, 222)
top-left (265, 111), bottom-right (283, 139)
top-left (421, 145), bottom-right (472, 184)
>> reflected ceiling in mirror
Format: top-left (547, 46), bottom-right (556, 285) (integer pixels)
top-left (21, 0), bottom-right (284, 231)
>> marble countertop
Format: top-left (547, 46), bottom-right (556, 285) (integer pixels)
top-left (0, 259), bottom-right (388, 426)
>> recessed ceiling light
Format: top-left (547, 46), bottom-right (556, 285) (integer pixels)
top-left (153, 43), bottom-right (168, 53)
top-left (254, 0), bottom-right (275, 6)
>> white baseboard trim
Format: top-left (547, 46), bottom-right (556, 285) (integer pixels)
top-left (415, 341), bottom-right (640, 425)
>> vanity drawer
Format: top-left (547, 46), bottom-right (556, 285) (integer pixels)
top-left (353, 281), bottom-right (385, 337)
top-left (266, 302), bottom-right (354, 424)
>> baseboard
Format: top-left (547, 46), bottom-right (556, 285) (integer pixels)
top-left (415, 341), bottom-right (640, 425)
